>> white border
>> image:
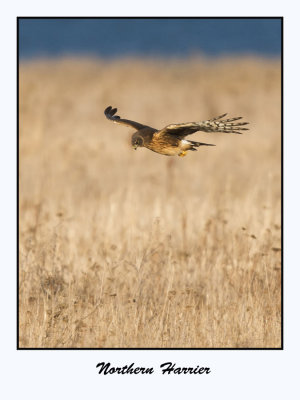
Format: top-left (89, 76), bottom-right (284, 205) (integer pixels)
top-left (1, 1), bottom-right (299, 398)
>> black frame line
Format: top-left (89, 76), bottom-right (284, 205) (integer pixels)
top-left (18, 16), bottom-right (281, 19)
top-left (17, 16), bottom-right (283, 351)
top-left (17, 17), bottom-right (19, 350)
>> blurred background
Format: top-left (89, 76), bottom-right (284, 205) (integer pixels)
top-left (19, 18), bottom-right (282, 348)
top-left (19, 18), bottom-right (281, 59)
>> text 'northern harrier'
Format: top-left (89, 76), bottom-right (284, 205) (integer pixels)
top-left (104, 106), bottom-right (249, 157)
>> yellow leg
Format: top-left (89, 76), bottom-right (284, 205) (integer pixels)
top-left (179, 151), bottom-right (187, 157)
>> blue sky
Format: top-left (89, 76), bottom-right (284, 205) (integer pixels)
top-left (19, 18), bottom-right (282, 59)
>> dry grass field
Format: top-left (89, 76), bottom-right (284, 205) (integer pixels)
top-left (19, 57), bottom-right (281, 348)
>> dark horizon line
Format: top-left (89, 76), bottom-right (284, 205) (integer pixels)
top-left (18, 52), bottom-right (282, 61)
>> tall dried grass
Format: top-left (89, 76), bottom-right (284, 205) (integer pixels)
top-left (19, 57), bottom-right (281, 348)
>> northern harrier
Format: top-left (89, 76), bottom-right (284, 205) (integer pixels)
top-left (104, 106), bottom-right (249, 157)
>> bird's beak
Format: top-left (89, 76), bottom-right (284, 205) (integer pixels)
top-left (133, 145), bottom-right (138, 150)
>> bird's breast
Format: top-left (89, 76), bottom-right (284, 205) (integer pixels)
top-left (145, 135), bottom-right (181, 156)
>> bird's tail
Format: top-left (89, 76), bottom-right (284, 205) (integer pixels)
top-left (188, 140), bottom-right (215, 151)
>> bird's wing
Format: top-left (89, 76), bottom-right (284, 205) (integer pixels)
top-left (104, 106), bottom-right (149, 131)
top-left (157, 113), bottom-right (249, 137)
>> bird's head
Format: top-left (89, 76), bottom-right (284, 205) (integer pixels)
top-left (131, 135), bottom-right (144, 150)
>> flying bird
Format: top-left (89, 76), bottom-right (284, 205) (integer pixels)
top-left (104, 106), bottom-right (249, 157)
